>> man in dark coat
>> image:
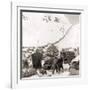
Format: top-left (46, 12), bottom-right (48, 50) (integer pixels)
top-left (32, 49), bottom-right (43, 70)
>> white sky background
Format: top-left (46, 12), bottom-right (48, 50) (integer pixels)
top-left (22, 12), bottom-right (80, 48)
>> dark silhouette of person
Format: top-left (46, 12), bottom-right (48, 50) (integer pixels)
top-left (32, 49), bottom-right (43, 70)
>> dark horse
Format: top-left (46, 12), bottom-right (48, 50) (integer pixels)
top-left (51, 57), bottom-right (63, 74)
top-left (43, 57), bottom-right (63, 74)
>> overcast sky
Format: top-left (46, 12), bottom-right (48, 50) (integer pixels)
top-left (65, 14), bottom-right (80, 25)
top-left (22, 12), bottom-right (80, 47)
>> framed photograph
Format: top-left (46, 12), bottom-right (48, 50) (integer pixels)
top-left (11, 2), bottom-right (88, 88)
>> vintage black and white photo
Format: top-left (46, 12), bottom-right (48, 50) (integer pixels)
top-left (21, 10), bottom-right (80, 79)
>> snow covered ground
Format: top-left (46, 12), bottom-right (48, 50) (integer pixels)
top-left (22, 70), bottom-right (79, 80)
